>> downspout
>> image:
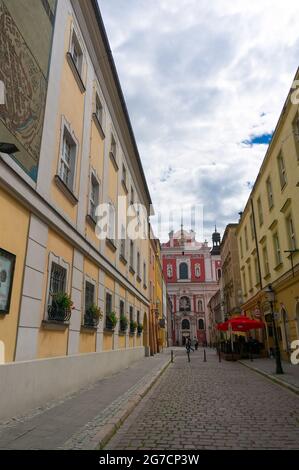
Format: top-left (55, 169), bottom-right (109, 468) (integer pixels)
top-left (250, 198), bottom-right (263, 291)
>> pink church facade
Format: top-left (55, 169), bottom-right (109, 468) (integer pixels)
top-left (162, 228), bottom-right (221, 346)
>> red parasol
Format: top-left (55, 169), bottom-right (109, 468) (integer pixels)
top-left (217, 316), bottom-right (264, 332)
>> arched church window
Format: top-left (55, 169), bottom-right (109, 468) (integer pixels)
top-left (198, 319), bottom-right (204, 330)
top-left (182, 319), bottom-right (190, 330)
top-left (179, 296), bottom-right (190, 311)
top-left (179, 262), bottom-right (188, 279)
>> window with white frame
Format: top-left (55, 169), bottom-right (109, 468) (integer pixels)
top-left (85, 281), bottom-right (95, 314)
top-left (277, 152), bottom-right (287, 189)
top-left (286, 214), bottom-right (296, 250)
top-left (143, 261), bottom-right (146, 286)
top-left (70, 29), bottom-right (83, 76)
top-left (95, 94), bottom-right (103, 126)
top-left (130, 240), bottom-right (134, 269)
top-left (46, 254), bottom-right (70, 322)
top-left (122, 163), bottom-right (127, 187)
top-left (48, 262), bottom-right (67, 305)
top-left (257, 197), bottom-right (263, 226)
top-left (60, 126), bottom-right (76, 191)
top-left (120, 224), bottom-right (126, 258)
top-left (110, 134), bottom-right (116, 158)
top-left (262, 245), bottom-right (270, 276)
top-left (137, 251), bottom-right (141, 277)
top-left (266, 176), bottom-right (274, 209)
top-left (273, 232), bottom-right (282, 266)
top-left (89, 173), bottom-right (100, 220)
top-left (108, 203), bottom-right (115, 241)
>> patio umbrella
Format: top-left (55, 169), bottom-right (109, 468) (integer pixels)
top-left (217, 316), bottom-right (264, 332)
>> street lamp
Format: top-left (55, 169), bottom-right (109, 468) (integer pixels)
top-left (264, 285), bottom-right (283, 375)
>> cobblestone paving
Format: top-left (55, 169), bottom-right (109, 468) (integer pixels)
top-left (106, 348), bottom-right (299, 450)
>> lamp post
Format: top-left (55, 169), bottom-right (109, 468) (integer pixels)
top-left (264, 285), bottom-right (283, 375)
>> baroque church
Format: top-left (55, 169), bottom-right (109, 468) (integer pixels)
top-left (162, 227), bottom-right (221, 346)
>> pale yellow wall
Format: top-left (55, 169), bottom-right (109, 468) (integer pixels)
top-left (103, 333), bottom-right (113, 351)
top-left (79, 331), bottom-right (96, 353)
top-left (38, 329), bottom-right (68, 358)
top-left (129, 336), bottom-right (134, 348)
top-left (118, 335), bottom-right (126, 349)
top-left (0, 189), bottom-right (30, 362)
top-left (51, 16), bottom-right (85, 223)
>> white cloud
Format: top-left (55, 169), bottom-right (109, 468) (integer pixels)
top-left (98, 0), bottom-right (299, 242)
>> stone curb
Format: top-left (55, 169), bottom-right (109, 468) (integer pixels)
top-left (95, 358), bottom-right (172, 450)
top-left (239, 360), bottom-right (299, 396)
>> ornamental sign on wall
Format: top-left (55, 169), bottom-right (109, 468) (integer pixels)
top-left (0, 248), bottom-right (16, 314)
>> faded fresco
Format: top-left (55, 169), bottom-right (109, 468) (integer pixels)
top-left (0, 0), bottom-right (57, 181)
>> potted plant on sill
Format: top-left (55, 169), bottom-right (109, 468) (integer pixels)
top-left (119, 314), bottom-right (128, 332)
top-left (84, 304), bottom-right (103, 327)
top-left (106, 311), bottom-right (118, 330)
top-left (48, 292), bottom-right (74, 322)
top-left (137, 323), bottom-right (143, 335)
top-left (130, 320), bottom-right (138, 334)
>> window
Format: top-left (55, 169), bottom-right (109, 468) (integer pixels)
top-left (250, 213), bottom-right (255, 240)
top-left (262, 245), bottom-right (270, 277)
top-left (292, 112), bottom-right (299, 160)
top-left (130, 186), bottom-right (134, 206)
top-left (137, 310), bottom-right (140, 325)
top-left (95, 94), bottom-right (103, 126)
top-left (286, 215), bottom-right (296, 250)
top-left (120, 225), bottom-right (126, 259)
top-left (239, 237), bottom-right (244, 258)
top-left (85, 281), bottom-right (95, 313)
top-left (129, 306), bottom-right (133, 323)
top-left (273, 232), bottom-right (282, 266)
top-left (254, 257), bottom-right (260, 285)
top-left (89, 173), bottom-right (99, 220)
top-left (217, 268), bottom-right (221, 280)
top-left (179, 296), bottom-right (190, 312)
top-left (48, 262), bottom-right (67, 304)
top-left (108, 203), bottom-right (115, 241)
top-left (242, 271), bottom-right (247, 296)
top-left (143, 261), bottom-right (146, 286)
top-left (244, 226), bottom-right (248, 251)
top-left (182, 319), bottom-right (190, 330)
top-left (277, 152), bottom-right (287, 189)
top-left (179, 262), bottom-right (188, 279)
top-left (130, 240), bottom-right (134, 269)
top-left (257, 197), bottom-right (263, 226)
top-left (122, 164), bottom-right (127, 187)
top-left (71, 30), bottom-right (83, 75)
top-left (266, 176), bottom-right (274, 209)
top-left (137, 252), bottom-right (141, 277)
top-left (198, 300), bottom-right (203, 312)
top-left (105, 292), bottom-right (112, 328)
top-left (248, 262), bottom-right (253, 290)
top-left (198, 319), bottom-right (204, 330)
top-left (120, 299), bottom-right (124, 317)
top-left (110, 134), bottom-right (116, 158)
top-left (60, 127), bottom-right (76, 190)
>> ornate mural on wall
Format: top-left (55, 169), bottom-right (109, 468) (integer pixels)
top-left (0, 0), bottom-right (57, 180)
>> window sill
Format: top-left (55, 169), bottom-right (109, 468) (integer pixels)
top-left (121, 179), bottom-right (128, 194)
top-left (274, 262), bottom-right (283, 271)
top-left (54, 175), bottom-right (78, 206)
top-left (109, 151), bottom-right (119, 171)
top-left (106, 237), bottom-right (117, 252)
top-left (86, 213), bottom-right (97, 228)
top-left (119, 254), bottom-right (127, 265)
top-left (129, 266), bottom-right (135, 275)
top-left (66, 52), bottom-right (86, 93)
top-left (41, 320), bottom-right (69, 331)
top-left (92, 113), bottom-right (105, 140)
top-left (81, 325), bottom-right (97, 333)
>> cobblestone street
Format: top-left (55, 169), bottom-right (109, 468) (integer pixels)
top-left (106, 348), bottom-right (299, 450)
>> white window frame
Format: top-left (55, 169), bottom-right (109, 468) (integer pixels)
top-left (69, 24), bottom-right (84, 77)
top-left (286, 214), bottom-right (296, 250)
top-left (108, 202), bottom-right (116, 241)
top-left (277, 151), bottom-right (287, 189)
top-left (89, 169), bottom-right (100, 221)
top-left (266, 176), bottom-right (274, 209)
top-left (58, 116), bottom-right (79, 193)
top-left (273, 232), bottom-right (282, 266)
top-left (45, 252), bottom-right (70, 319)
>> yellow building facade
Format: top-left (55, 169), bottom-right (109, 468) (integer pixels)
top-left (0, 0), bottom-right (151, 364)
top-left (236, 68), bottom-right (299, 361)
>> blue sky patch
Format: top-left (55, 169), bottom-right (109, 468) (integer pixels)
top-left (242, 132), bottom-right (273, 146)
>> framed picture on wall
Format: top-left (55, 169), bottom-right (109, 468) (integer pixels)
top-left (0, 248), bottom-right (16, 314)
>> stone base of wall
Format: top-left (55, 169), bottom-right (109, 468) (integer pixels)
top-left (0, 347), bottom-right (145, 421)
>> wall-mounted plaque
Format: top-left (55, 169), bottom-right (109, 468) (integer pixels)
top-left (0, 248), bottom-right (16, 314)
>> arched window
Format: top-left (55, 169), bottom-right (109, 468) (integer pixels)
top-left (179, 296), bottom-right (190, 311)
top-left (182, 319), bottom-right (190, 330)
top-left (217, 268), bottom-right (221, 280)
top-left (179, 262), bottom-right (188, 279)
top-left (198, 319), bottom-right (204, 330)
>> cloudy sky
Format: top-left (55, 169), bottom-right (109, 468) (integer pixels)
top-left (98, 0), bottom-right (299, 243)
